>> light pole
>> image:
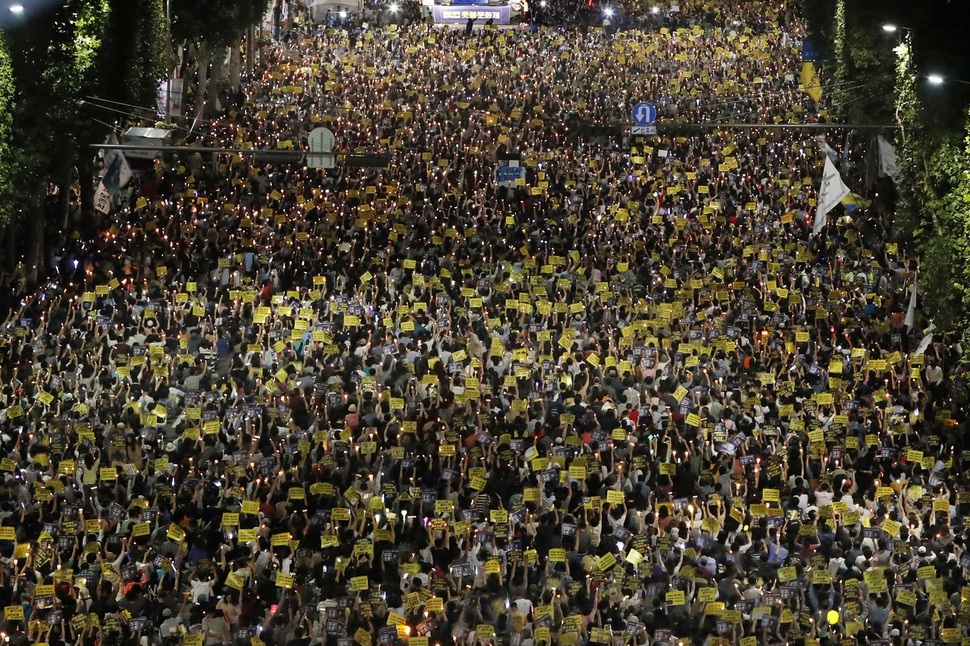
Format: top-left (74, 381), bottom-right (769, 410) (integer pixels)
top-left (881, 23), bottom-right (912, 43)
top-left (165, 0), bottom-right (172, 124)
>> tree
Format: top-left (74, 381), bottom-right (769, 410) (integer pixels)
top-left (891, 35), bottom-right (970, 336)
top-left (96, 0), bottom-right (170, 110)
top-left (830, 0), bottom-right (848, 120)
top-left (170, 0), bottom-right (270, 117)
top-left (917, 137), bottom-right (970, 332)
top-left (892, 33), bottom-right (929, 241)
top-left (814, 0), bottom-right (970, 344)
top-left (4, 0), bottom-right (110, 281)
top-left (823, 0), bottom-right (895, 125)
top-left (0, 31), bottom-right (14, 229)
top-left (1, 0), bottom-right (173, 278)
top-left (76, 0), bottom-right (170, 218)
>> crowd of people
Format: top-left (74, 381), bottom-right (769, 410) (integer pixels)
top-left (1, 1), bottom-right (967, 645)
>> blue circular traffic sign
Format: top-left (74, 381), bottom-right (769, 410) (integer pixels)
top-left (632, 102), bottom-right (656, 126)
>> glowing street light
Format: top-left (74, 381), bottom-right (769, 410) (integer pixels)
top-left (9, 3), bottom-right (24, 14)
top-left (389, 2), bottom-right (399, 12)
top-left (882, 24), bottom-right (897, 33)
top-left (603, 6), bottom-right (614, 17)
top-left (927, 74), bottom-right (970, 87)
top-left (651, 5), bottom-right (660, 13)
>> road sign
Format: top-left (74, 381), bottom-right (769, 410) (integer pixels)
top-left (631, 126), bottom-right (657, 135)
top-left (307, 127), bottom-right (336, 169)
top-left (632, 102), bottom-right (657, 126)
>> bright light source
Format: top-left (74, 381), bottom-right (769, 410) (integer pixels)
top-left (651, 5), bottom-right (659, 13)
top-left (339, 10), bottom-right (347, 18)
top-left (603, 6), bottom-right (614, 17)
top-left (540, 0), bottom-right (547, 6)
top-left (9, 3), bottom-right (24, 14)
top-left (882, 24), bottom-right (897, 33)
top-left (928, 74), bottom-right (945, 85)
top-left (389, 2), bottom-right (399, 12)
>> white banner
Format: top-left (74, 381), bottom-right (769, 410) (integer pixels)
top-left (905, 272), bottom-right (918, 328)
top-left (877, 135), bottom-right (899, 182)
top-left (94, 182), bottom-right (112, 214)
top-left (813, 156), bottom-right (851, 236)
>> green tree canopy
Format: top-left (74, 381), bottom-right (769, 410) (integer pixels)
top-left (0, 32), bottom-right (13, 227)
top-left (171, 0), bottom-right (270, 50)
top-left (96, 0), bottom-right (170, 110)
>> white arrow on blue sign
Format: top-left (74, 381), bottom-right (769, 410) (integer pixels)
top-left (632, 102), bottom-right (657, 126)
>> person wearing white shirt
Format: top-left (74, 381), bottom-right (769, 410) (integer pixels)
top-left (814, 483), bottom-right (834, 507)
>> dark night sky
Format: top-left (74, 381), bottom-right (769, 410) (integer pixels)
top-left (0, 0), bottom-right (64, 28)
top-left (880, 0), bottom-right (970, 74)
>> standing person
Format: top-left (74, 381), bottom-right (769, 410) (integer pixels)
top-left (202, 604), bottom-right (230, 646)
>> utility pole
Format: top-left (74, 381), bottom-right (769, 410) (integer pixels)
top-left (247, 24), bottom-right (255, 76)
top-left (165, 0), bottom-right (172, 124)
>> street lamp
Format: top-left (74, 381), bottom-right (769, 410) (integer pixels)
top-left (882, 24), bottom-right (897, 33)
top-left (9, 3), bottom-right (23, 14)
top-left (927, 74), bottom-right (970, 87)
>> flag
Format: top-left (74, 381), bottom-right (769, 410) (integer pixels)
top-left (101, 133), bottom-right (132, 197)
top-left (813, 156), bottom-right (851, 236)
top-left (840, 192), bottom-right (871, 211)
top-left (913, 332), bottom-right (933, 357)
top-left (800, 62), bottom-right (822, 102)
top-left (813, 135), bottom-right (837, 162)
top-left (904, 272), bottom-right (918, 329)
top-left (877, 134), bottom-right (899, 182)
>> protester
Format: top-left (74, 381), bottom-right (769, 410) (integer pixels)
top-left (0, 2), bottom-right (964, 646)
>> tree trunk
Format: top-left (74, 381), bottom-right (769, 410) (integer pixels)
top-left (79, 155), bottom-right (96, 221)
top-left (229, 42), bottom-right (242, 93)
top-left (25, 198), bottom-right (44, 287)
top-left (57, 167), bottom-right (71, 231)
top-left (2, 220), bottom-right (15, 273)
top-left (196, 49), bottom-right (209, 120)
top-left (247, 26), bottom-right (255, 76)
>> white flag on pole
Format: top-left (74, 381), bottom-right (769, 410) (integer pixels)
top-left (877, 135), bottom-right (899, 182)
top-left (102, 133), bottom-right (132, 196)
top-left (813, 156), bottom-right (851, 236)
top-left (914, 331), bottom-right (934, 357)
top-left (904, 272), bottom-right (918, 328)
